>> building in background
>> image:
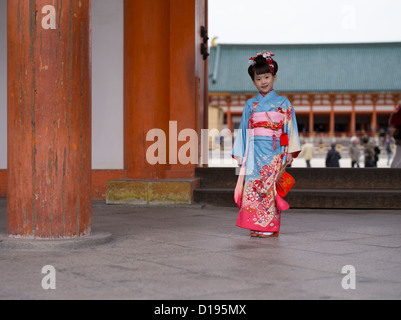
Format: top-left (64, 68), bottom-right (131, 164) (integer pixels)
top-left (208, 43), bottom-right (401, 138)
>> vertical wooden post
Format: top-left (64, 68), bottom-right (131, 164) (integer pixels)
top-left (124, 0), bottom-right (171, 180)
top-left (7, 0), bottom-right (92, 238)
top-left (350, 94), bottom-right (357, 136)
top-left (108, 0), bottom-right (206, 205)
top-left (308, 95), bottom-right (315, 137)
top-left (371, 94), bottom-right (378, 135)
top-left (329, 95), bottom-right (336, 137)
top-left (392, 94), bottom-right (400, 110)
top-left (226, 96), bottom-right (233, 133)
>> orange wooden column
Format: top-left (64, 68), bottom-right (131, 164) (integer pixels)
top-left (124, 0), bottom-right (207, 180)
top-left (393, 94), bottom-right (401, 109)
top-left (166, 0), bottom-right (206, 179)
top-left (371, 94), bottom-right (378, 134)
top-left (7, 0), bottom-right (92, 238)
top-left (124, 0), bottom-right (171, 180)
top-left (350, 95), bottom-right (357, 136)
top-left (226, 97), bottom-right (233, 133)
top-left (308, 95), bottom-right (315, 136)
top-left (329, 95), bottom-right (336, 137)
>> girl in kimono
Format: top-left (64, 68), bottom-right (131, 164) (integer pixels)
top-left (232, 51), bottom-right (301, 238)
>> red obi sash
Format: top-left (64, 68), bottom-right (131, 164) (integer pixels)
top-left (249, 111), bottom-right (288, 149)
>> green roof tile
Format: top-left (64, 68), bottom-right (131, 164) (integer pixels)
top-left (209, 43), bottom-right (401, 93)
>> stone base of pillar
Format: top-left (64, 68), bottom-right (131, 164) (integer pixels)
top-left (106, 179), bottom-right (201, 206)
top-left (0, 232), bottom-right (112, 251)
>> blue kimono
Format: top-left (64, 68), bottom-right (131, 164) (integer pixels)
top-left (232, 90), bottom-right (301, 233)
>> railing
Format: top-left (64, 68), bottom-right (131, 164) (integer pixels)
top-left (299, 131), bottom-right (381, 139)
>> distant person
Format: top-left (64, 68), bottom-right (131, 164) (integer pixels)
top-left (360, 131), bottom-right (369, 146)
top-left (379, 128), bottom-right (386, 147)
top-left (300, 140), bottom-right (315, 167)
top-left (326, 143), bottom-right (341, 167)
top-left (391, 129), bottom-right (401, 168)
top-left (373, 140), bottom-right (381, 167)
top-left (364, 140), bottom-right (376, 167)
top-left (389, 105), bottom-right (401, 168)
top-left (349, 137), bottom-right (360, 168)
top-left (385, 134), bottom-right (393, 166)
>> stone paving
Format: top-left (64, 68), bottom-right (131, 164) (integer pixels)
top-left (0, 199), bottom-right (401, 300)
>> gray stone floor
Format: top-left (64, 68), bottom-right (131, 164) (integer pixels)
top-left (0, 198), bottom-right (401, 300)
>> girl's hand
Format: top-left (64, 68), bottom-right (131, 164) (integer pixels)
top-left (233, 156), bottom-right (243, 167)
top-left (286, 154), bottom-right (294, 166)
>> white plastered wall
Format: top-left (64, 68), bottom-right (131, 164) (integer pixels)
top-left (92, 0), bottom-right (124, 169)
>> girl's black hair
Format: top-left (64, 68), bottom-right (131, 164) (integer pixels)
top-left (248, 55), bottom-right (278, 80)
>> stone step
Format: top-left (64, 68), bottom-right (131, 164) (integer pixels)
top-left (287, 168), bottom-right (401, 190)
top-left (196, 167), bottom-right (237, 189)
top-left (195, 167), bottom-right (401, 190)
top-left (193, 188), bottom-right (401, 209)
top-left (193, 188), bottom-right (236, 207)
top-left (287, 189), bottom-right (401, 209)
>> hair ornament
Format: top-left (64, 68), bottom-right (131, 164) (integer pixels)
top-left (248, 51), bottom-right (275, 74)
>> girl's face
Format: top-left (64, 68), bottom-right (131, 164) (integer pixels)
top-left (253, 72), bottom-right (277, 95)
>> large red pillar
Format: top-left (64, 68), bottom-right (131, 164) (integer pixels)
top-left (166, 0), bottom-right (204, 179)
top-left (7, 0), bottom-right (92, 238)
top-left (124, 0), bottom-right (171, 180)
top-left (108, 0), bottom-right (206, 205)
top-left (124, 0), bottom-right (207, 180)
